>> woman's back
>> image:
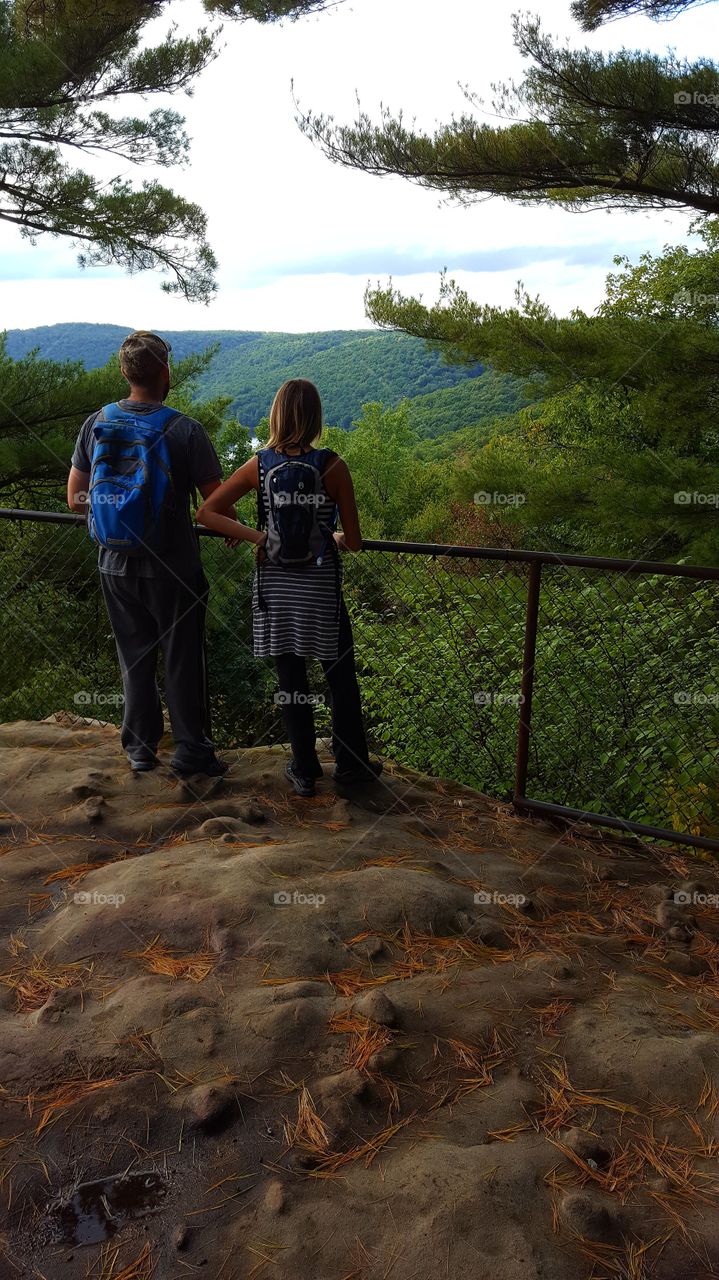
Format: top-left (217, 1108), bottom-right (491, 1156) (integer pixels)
top-left (195, 376), bottom-right (379, 794)
top-left (254, 444), bottom-right (342, 660)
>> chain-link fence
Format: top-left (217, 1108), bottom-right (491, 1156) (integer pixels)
top-left (2, 509), bottom-right (719, 852)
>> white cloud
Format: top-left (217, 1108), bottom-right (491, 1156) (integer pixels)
top-left (0, 262), bottom-right (620, 332)
top-left (0, 0), bottom-right (712, 331)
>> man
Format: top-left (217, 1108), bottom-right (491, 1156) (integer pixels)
top-left (68, 330), bottom-right (230, 776)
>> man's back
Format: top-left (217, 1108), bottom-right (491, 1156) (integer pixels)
top-left (72, 399), bottom-right (222, 578)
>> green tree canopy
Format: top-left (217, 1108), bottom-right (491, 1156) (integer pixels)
top-left (208, 0), bottom-right (336, 16)
top-left (0, 0), bottom-right (335, 300)
top-left (572, 0), bottom-right (711, 29)
top-left (300, 13), bottom-right (719, 215)
top-left (366, 219), bottom-right (719, 445)
top-left (325, 402), bottom-right (448, 541)
top-left (297, 0), bottom-right (719, 560)
top-left (408, 222), bottom-right (719, 561)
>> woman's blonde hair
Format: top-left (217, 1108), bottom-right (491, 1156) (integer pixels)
top-left (267, 379), bottom-right (323, 451)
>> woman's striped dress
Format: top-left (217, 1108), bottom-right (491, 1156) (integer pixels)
top-left (252, 451), bottom-right (342, 661)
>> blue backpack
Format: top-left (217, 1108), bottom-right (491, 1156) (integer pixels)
top-left (88, 402), bottom-right (178, 555)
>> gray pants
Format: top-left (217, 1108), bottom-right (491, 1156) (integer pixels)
top-left (100, 570), bottom-right (216, 770)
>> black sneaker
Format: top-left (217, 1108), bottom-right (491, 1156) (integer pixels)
top-left (172, 757), bottom-right (229, 778)
top-left (129, 755), bottom-right (159, 773)
top-left (334, 760), bottom-right (383, 785)
top-left (285, 761), bottom-right (316, 797)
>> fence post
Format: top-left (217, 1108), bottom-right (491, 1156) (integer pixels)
top-left (514, 560), bottom-right (542, 803)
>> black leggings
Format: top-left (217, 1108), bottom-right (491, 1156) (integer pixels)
top-left (274, 600), bottom-right (370, 777)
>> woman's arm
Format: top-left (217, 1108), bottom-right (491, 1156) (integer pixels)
top-left (195, 456), bottom-right (266, 547)
top-left (324, 455), bottom-right (362, 552)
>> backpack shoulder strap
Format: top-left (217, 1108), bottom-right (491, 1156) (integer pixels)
top-left (149, 405), bottom-right (182, 429)
top-left (259, 447), bottom-right (289, 471)
top-left (313, 449), bottom-right (338, 530)
top-left (99, 402), bottom-right (179, 429)
top-left (98, 402), bottom-right (126, 422)
top-left (256, 450), bottom-right (268, 529)
top-left (306, 446), bottom-right (335, 474)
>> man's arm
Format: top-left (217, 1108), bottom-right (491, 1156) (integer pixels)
top-left (197, 477), bottom-right (240, 548)
top-left (67, 466), bottom-right (90, 514)
top-left (68, 416), bottom-right (95, 513)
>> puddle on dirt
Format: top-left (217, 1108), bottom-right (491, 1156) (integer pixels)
top-left (52, 1170), bottom-right (169, 1245)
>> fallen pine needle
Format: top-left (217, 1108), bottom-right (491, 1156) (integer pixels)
top-left (0, 953), bottom-right (93, 1012)
top-left (283, 1086), bottom-right (330, 1154)
top-left (125, 935), bottom-right (215, 983)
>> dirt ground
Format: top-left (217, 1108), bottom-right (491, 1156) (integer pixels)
top-left (0, 716), bottom-right (718, 1280)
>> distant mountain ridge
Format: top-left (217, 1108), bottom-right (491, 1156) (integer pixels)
top-left (4, 323), bottom-right (486, 430)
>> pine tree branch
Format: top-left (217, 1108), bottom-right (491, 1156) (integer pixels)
top-left (571, 0), bottom-right (713, 30)
top-left (298, 18), bottom-right (719, 215)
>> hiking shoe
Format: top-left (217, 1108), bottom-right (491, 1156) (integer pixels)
top-left (172, 757), bottom-right (229, 778)
top-left (129, 755), bottom-right (158, 773)
top-left (334, 760), bottom-right (383, 785)
top-left (285, 761), bottom-right (316, 797)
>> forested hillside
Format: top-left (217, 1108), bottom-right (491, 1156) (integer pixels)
top-left (4, 324), bottom-right (254, 368)
top-left (404, 373), bottom-right (528, 442)
top-left (5, 324), bottom-right (487, 429)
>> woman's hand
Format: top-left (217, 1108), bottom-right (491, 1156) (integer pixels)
top-left (255, 530), bottom-right (268, 562)
top-left (333, 531), bottom-right (349, 552)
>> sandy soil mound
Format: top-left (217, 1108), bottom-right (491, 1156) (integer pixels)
top-left (1, 718), bottom-right (718, 1280)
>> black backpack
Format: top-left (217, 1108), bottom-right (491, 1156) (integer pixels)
top-left (257, 446), bottom-right (335, 566)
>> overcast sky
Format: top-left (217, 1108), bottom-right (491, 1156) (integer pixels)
top-left (0, 0), bottom-right (713, 333)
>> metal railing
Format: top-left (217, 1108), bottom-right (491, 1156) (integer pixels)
top-left (2, 507), bottom-right (719, 854)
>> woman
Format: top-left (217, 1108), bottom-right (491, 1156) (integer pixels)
top-left (196, 378), bottom-right (381, 796)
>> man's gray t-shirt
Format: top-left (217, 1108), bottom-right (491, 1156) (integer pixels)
top-left (72, 400), bottom-right (222, 579)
